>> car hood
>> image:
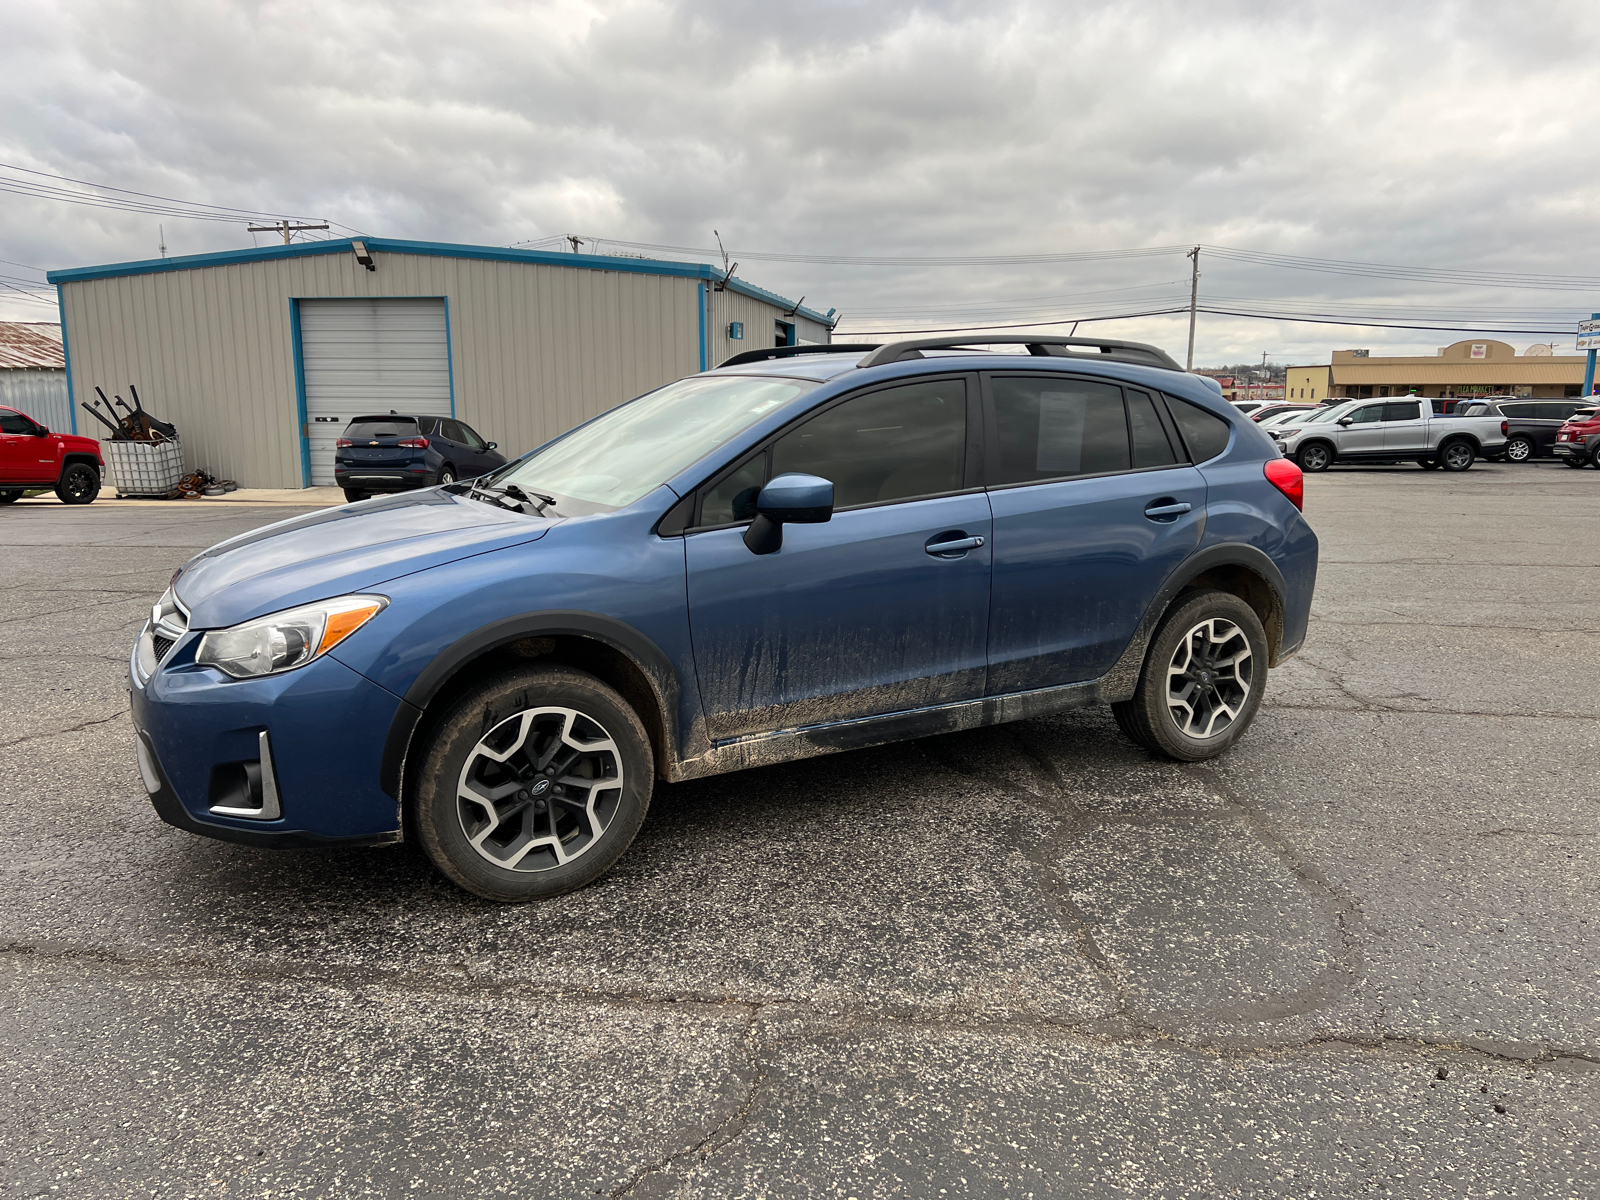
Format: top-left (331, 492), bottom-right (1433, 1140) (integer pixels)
top-left (175, 489), bottom-right (555, 629)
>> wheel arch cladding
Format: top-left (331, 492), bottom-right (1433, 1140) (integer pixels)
top-left (381, 612), bottom-right (679, 799)
top-left (1098, 544), bottom-right (1289, 703)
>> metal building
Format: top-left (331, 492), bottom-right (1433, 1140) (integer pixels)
top-left (0, 322), bottom-right (70, 432)
top-left (47, 238), bottom-right (836, 489)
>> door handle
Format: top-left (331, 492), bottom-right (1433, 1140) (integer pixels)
top-left (1144, 500), bottom-right (1192, 520)
top-left (925, 533), bottom-right (985, 557)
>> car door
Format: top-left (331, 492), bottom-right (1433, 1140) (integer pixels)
top-left (0, 409), bottom-right (55, 483)
top-left (983, 376), bottom-right (1207, 692)
top-left (1333, 402), bottom-right (1387, 456)
top-left (1380, 400), bottom-right (1427, 453)
top-left (684, 375), bottom-right (992, 741)
top-left (453, 421), bottom-right (503, 475)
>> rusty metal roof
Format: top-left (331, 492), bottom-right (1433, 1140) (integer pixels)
top-left (0, 322), bottom-right (65, 370)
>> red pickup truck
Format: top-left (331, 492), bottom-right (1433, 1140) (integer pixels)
top-left (0, 405), bottom-right (104, 504)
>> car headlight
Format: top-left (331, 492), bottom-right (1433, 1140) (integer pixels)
top-left (1277, 427), bottom-right (1301, 438)
top-left (196, 594), bottom-right (388, 679)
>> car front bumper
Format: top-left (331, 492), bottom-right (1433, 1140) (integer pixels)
top-left (129, 626), bottom-right (405, 847)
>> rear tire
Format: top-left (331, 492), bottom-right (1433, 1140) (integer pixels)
top-left (343, 487), bottom-right (367, 503)
top-left (1504, 436), bottom-right (1534, 463)
top-left (54, 463), bottom-right (99, 504)
top-left (1564, 457), bottom-right (1587, 469)
top-left (1111, 589), bottom-right (1269, 762)
top-left (1591, 446), bottom-right (1600, 469)
top-left (412, 665), bottom-right (654, 902)
top-left (1438, 439), bottom-right (1475, 472)
top-left (1296, 442), bottom-right (1333, 472)
top-left (438, 466), bottom-right (457, 485)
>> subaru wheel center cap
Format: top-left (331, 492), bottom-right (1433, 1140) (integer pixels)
top-left (531, 778), bottom-right (552, 797)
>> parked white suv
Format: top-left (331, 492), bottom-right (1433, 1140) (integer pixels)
top-left (1274, 398), bottom-right (1508, 473)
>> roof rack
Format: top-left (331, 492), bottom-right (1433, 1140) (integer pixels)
top-left (717, 343), bottom-right (882, 369)
top-left (855, 335), bottom-right (1182, 372)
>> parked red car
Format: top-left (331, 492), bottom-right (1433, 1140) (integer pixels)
top-left (1551, 406), bottom-right (1600, 469)
top-left (0, 405), bottom-right (104, 504)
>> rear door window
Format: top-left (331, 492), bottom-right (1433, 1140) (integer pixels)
top-left (1127, 388), bottom-right (1180, 468)
top-left (1499, 403), bottom-right (1535, 418)
top-left (770, 378), bottom-right (967, 509)
top-left (345, 418), bottom-right (418, 439)
top-left (989, 377), bottom-right (1130, 484)
top-left (1383, 401), bottom-right (1422, 421)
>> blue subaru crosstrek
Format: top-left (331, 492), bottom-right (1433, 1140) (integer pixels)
top-left (130, 337), bottom-right (1317, 901)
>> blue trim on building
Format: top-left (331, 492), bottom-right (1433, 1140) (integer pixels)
top-left (56, 285), bottom-right (77, 435)
top-left (46, 236), bottom-right (837, 330)
top-left (697, 283), bottom-right (707, 372)
top-left (442, 296), bottom-right (457, 416)
top-left (289, 299), bottom-right (312, 486)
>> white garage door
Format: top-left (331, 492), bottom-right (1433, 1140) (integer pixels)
top-left (299, 299), bottom-right (452, 486)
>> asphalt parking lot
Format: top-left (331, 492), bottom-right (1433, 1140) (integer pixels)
top-left (3, 460), bottom-right (1599, 1198)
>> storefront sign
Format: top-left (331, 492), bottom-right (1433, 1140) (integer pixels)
top-left (1577, 320), bottom-right (1600, 351)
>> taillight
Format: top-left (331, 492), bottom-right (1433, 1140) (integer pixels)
top-left (335, 437), bottom-right (352, 448)
top-left (398, 437), bottom-right (429, 449)
top-left (1501, 420), bottom-right (1508, 436)
top-left (1263, 458), bottom-right (1304, 511)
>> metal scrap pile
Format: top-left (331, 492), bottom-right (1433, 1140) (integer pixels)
top-left (172, 469), bottom-right (237, 500)
top-left (82, 383), bottom-right (237, 499)
top-left (80, 385), bottom-right (177, 443)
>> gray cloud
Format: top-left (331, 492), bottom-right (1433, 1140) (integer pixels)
top-left (4, 0), bottom-right (1598, 362)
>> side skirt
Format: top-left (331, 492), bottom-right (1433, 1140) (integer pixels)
top-left (671, 678), bottom-right (1102, 780)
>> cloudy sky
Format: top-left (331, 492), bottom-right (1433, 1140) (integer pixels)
top-left (4, 0), bottom-right (1599, 364)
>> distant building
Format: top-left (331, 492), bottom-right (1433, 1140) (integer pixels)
top-left (0, 322), bottom-right (69, 431)
top-left (1196, 372), bottom-right (1283, 403)
top-left (1291, 340), bottom-right (1588, 406)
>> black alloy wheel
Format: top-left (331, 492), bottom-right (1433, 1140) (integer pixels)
top-left (1438, 440), bottom-right (1475, 472)
top-left (1112, 588), bottom-right (1268, 762)
top-left (0, 489), bottom-right (21, 505)
top-left (1296, 443), bottom-right (1332, 473)
top-left (412, 665), bottom-right (653, 901)
top-left (1504, 436), bottom-right (1534, 463)
top-left (54, 463), bottom-right (99, 505)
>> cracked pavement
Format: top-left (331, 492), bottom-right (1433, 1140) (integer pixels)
top-left (2, 461), bottom-right (1599, 1197)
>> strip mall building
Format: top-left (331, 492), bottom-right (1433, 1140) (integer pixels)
top-left (1286, 340), bottom-right (1590, 406)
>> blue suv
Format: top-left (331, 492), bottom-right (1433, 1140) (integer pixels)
top-left (130, 337), bottom-right (1317, 901)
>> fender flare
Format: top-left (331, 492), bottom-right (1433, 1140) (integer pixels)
top-left (1098, 542), bottom-right (1289, 703)
top-left (379, 610), bottom-right (682, 798)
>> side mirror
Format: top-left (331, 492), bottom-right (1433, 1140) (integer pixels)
top-left (743, 473), bottom-right (834, 555)
top-left (1337, 417), bottom-right (1354, 426)
top-left (34, 425), bottom-right (49, 436)
top-left (485, 442), bottom-right (498, 451)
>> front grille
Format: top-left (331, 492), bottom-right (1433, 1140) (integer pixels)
top-left (152, 633), bottom-right (176, 662)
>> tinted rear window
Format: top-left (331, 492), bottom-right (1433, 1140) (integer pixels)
top-left (1166, 395), bottom-right (1233, 462)
top-left (990, 377), bottom-right (1130, 484)
top-left (345, 419), bottom-right (418, 439)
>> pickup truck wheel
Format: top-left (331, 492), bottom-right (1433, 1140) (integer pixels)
top-left (1111, 589), bottom-right (1268, 762)
top-left (1504, 436), bottom-right (1534, 463)
top-left (54, 463), bottom-right (100, 504)
top-left (0, 489), bottom-right (21, 505)
top-left (412, 664), bottom-right (653, 902)
top-left (1296, 442), bottom-right (1333, 472)
top-left (1438, 440), bottom-right (1475, 472)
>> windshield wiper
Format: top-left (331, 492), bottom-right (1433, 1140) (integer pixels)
top-left (467, 477), bottom-right (556, 516)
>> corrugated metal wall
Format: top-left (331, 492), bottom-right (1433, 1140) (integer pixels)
top-left (57, 252), bottom-right (714, 489)
top-left (704, 288), bottom-right (831, 368)
top-left (0, 369), bottom-right (70, 433)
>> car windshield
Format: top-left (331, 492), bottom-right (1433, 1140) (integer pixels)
top-left (1302, 403), bottom-right (1354, 424)
top-left (491, 374), bottom-right (817, 510)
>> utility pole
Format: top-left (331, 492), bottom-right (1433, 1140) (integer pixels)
top-left (1585, 312), bottom-right (1599, 398)
top-left (158, 225), bottom-right (166, 258)
top-left (566, 235), bottom-right (585, 253)
top-left (247, 220), bottom-right (330, 244)
top-left (1185, 246), bottom-right (1201, 371)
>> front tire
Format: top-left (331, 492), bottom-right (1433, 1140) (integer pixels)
top-left (412, 665), bottom-right (653, 901)
top-left (1438, 439), bottom-right (1475, 472)
top-left (54, 463), bottom-right (99, 504)
top-left (1111, 589), bottom-right (1268, 762)
top-left (1296, 442), bottom-right (1333, 473)
top-left (1504, 436), bottom-right (1534, 463)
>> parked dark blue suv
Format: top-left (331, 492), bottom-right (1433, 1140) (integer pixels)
top-left (335, 412), bottom-right (505, 502)
top-left (130, 337), bottom-right (1317, 901)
